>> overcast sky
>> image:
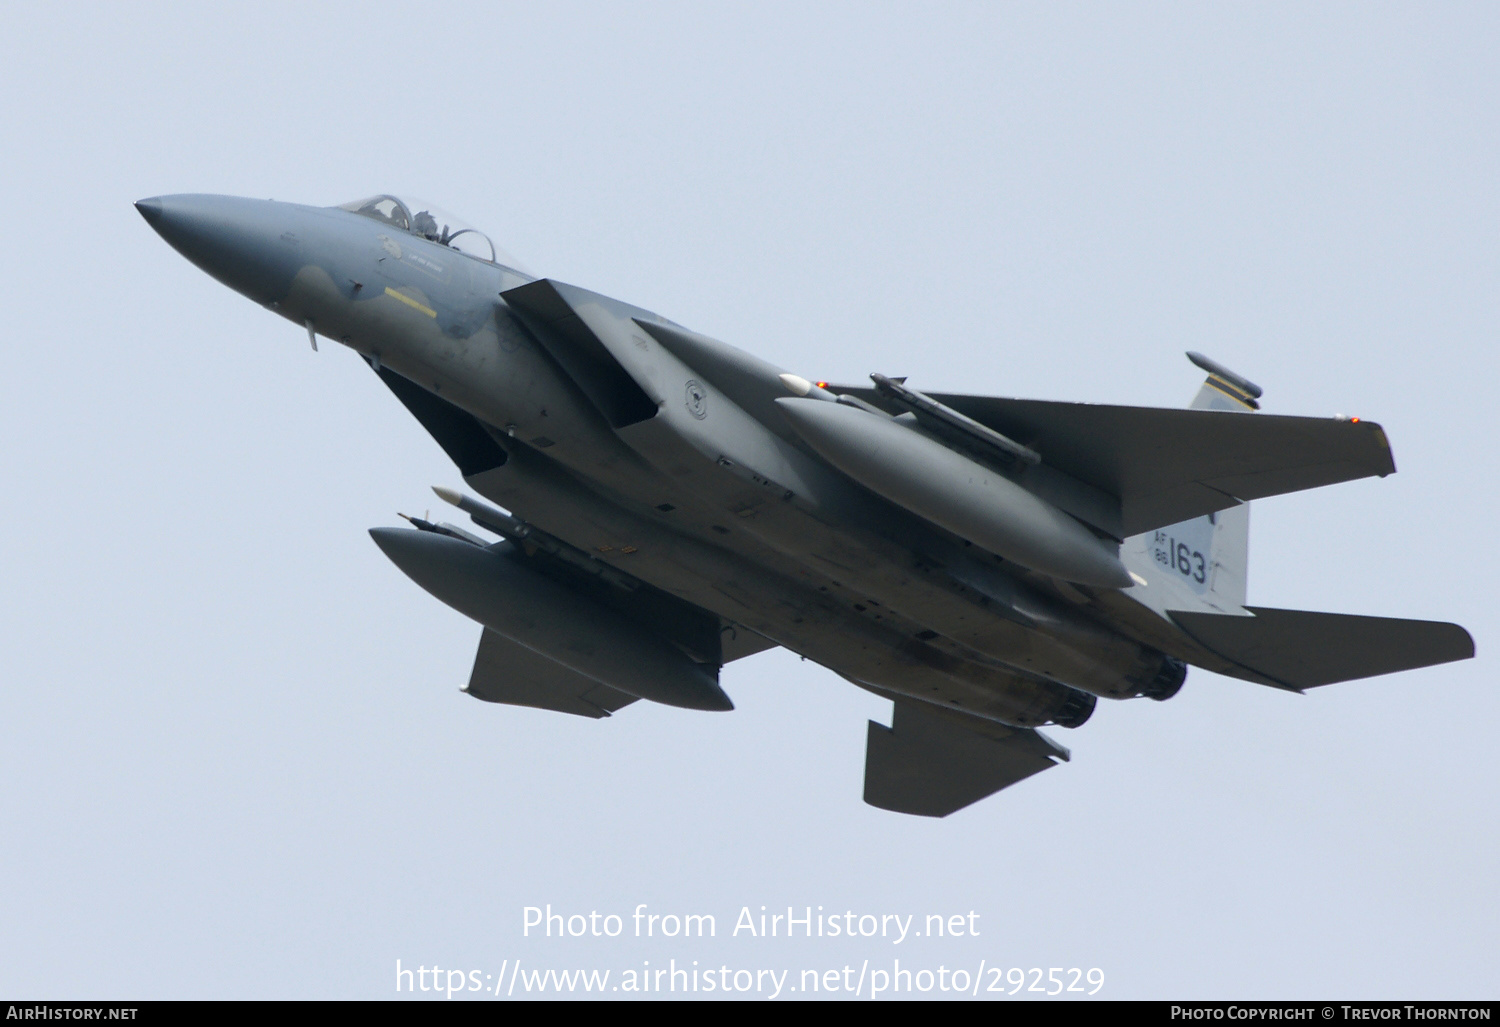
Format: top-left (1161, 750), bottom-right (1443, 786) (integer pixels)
top-left (1, 2), bottom-right (1495, 1000)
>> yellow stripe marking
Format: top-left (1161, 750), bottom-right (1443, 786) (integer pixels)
top-left (384, 286), bottom-right (436, 318)
top-left (1205, 377), bottom-right (1256, 409)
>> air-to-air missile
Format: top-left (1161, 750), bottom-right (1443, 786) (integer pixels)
top-left (138, 192), bottom-right (1473, 816)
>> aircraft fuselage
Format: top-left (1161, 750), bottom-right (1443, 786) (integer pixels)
top-left (139, 194), bottom-right (1208, 729)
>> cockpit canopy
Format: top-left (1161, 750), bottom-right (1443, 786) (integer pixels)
top-left (337, 195), bottom-right (504, 264)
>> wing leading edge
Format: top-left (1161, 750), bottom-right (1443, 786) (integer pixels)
top-left (839, 388), bottom-right (1396, 538)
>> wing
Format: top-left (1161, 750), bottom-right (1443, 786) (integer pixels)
top-left (465, 628), bottom-right (638, 718)
top-left (464, 618), bottom-right (773, 720)
top-left (1169, 606), bottom-right (1475, 691)
top-left (841, 388), bottom-right (1396, 538)
top-left (863, 700), bottom-right (1070, 817)
top-left (499, 282), bottom-right (1395, 542)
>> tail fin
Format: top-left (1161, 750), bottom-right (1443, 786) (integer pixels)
top-left (1122, 353), bottom-right (1261, 614)
top-left (1186, 350), bottom-right (1262, 412)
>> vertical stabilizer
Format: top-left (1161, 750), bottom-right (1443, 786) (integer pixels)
top-left (1122, 353), bottom-right (1260, 615)
top-left (1185, 350), bottom-right (1262, 411)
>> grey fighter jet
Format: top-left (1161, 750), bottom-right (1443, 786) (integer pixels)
top-left (138, 193), bottom-right (1474, 816)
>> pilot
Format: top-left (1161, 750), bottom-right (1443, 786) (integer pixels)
top-left (411, 209), bottom-right (441, 242)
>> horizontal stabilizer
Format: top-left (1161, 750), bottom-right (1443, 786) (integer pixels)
top-left (466, 628), bottom-right (638, 718)
top-left (1171, 606), bottom-right (1474, 691)
top-left (839, 389), bottom-right (1396, 536)
top-left (864, 701), bottom-right (1069, 817)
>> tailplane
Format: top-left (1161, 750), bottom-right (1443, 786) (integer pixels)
top-left (1128, 353), bottom-right (1475, 688)
top-left (1169, 607), bottom-right (1473, 691)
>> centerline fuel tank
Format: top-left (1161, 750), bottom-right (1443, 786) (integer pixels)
top-left (369, 528), bottom-right (733, 712)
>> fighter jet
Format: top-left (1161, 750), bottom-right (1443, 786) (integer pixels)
top-left (137, 193), bottom-right (1474, 816)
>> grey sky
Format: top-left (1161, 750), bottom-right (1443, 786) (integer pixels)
top-left (1, 2), bottom-right (1495, 999)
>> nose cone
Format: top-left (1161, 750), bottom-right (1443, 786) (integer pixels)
top-left (133, 197), bottom-right (165, 227)
top-left (136, 194), bottom-right (305, 306)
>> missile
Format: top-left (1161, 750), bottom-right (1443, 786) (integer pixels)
top-left (432, 485), bottom-right (524, 538)
top-left (774, 397), bottom-right (1134, 589)
top-left (369, 527), bottom-right (733, 711)
top-left (778, 373), bottom-right (838, 400)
